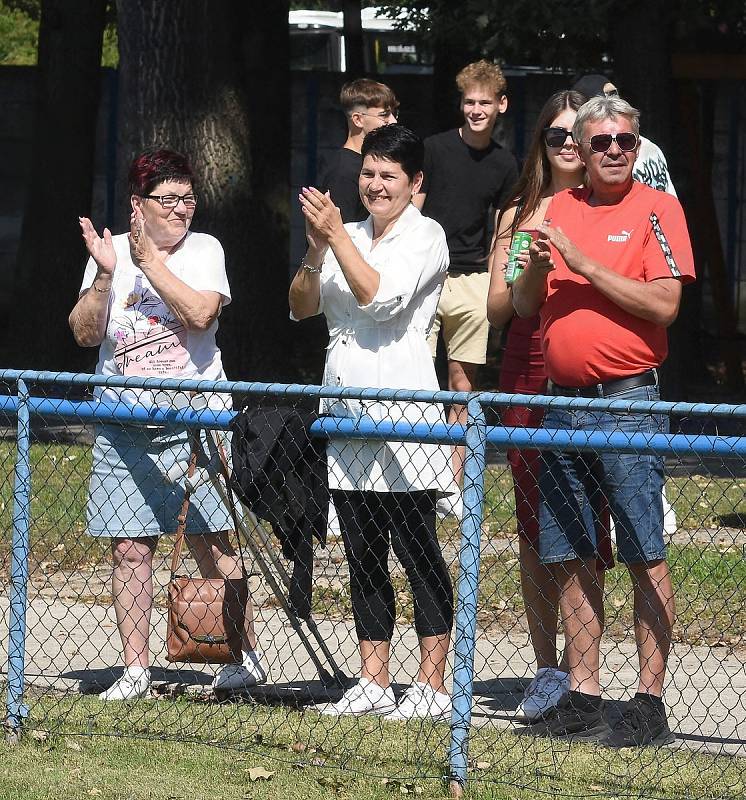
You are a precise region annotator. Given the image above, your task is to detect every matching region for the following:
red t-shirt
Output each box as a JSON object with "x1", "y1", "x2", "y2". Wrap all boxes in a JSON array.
[{"x1": 541, "y1": 182, "x2": 696, "y2": 386}]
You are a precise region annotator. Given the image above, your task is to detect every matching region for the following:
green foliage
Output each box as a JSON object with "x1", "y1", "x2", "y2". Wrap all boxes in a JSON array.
[
  {"x1": 377, "y1": 0, "x2": 746, "y2": 68},
  {"x1": 0, "y1": 0, "x2": 38, "y2": 64},
  {"x1": 0, "y1": 0, "x2": 118, "y2": 67}
]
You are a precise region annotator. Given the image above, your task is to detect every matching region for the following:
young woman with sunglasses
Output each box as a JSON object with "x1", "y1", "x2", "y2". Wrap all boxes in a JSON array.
[{"x1": 487, "y1": 90, "x2": 614, "y2": 723}]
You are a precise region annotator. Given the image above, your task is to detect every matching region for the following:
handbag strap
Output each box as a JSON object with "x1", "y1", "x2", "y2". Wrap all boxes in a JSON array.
[
  {"x1": 170, "y1": 429, "x2": 199, "y2": 577},
  {"x1": 210, "y1": 431, "x2": 249, "y2": 577},
  {"x1": 169, "y1": 428, "x2": 250, "y2": 579}
]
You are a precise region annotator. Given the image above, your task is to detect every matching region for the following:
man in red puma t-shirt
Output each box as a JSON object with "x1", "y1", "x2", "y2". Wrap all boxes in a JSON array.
[{"x1": 513, "y1": 95, "x2": 695, "y2": 748}]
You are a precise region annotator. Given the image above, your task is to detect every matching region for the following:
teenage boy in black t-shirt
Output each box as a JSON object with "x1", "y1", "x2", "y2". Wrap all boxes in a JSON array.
[
  {"x1": 319, "y1": 79, "x2": 399, "y2": 222},
  {"x1": 414, "y1": 60, "x2": 518, "y2": 496}
]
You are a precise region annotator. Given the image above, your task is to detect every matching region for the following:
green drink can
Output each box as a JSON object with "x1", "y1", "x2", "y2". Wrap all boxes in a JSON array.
[{"x1": 505, "y1": 229, "x2": 536, "y2": 284}]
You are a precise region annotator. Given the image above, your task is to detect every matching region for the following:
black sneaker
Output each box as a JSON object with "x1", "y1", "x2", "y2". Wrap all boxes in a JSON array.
[
  {"x1": 516, "y1": 692, "x2": 610, "y2": 742},
  {"x1": 603, "y1": 697, "x2": 675, "y2": 748}
]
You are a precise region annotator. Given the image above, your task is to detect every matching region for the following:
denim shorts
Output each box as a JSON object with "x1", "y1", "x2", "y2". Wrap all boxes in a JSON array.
[
  {"x1": 538, "y1": 384, "x2": 668, "y2": 565},
  {"x1": 86, "y1": 423, "x2": 233, "y2": 538}
]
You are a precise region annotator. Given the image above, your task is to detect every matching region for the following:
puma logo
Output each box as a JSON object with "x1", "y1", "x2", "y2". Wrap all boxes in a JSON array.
[{"x1": 607, "y1": 229, "x2": 633, "y2": 243}]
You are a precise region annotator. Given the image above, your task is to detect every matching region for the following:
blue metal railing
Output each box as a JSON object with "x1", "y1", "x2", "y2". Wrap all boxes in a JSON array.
[{"x1": 1, "y1": 370, "x2": 745, "y2": 786}]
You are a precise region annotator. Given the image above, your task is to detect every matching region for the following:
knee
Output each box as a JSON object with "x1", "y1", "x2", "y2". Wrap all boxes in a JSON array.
[
  {"x1": 192, "y1": 532, "x2": 236, "y2": 573},
  {"x1": 112, "y1": 539, "x2": 154, "y2": 572}
]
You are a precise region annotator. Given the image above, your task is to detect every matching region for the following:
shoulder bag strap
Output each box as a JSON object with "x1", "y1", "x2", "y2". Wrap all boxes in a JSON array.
[
  {"x1": 169, "y1": 429, "x2": 200, "y2": 578},
  {"x1": 211, "y1": 431, "x2": 249, "y2": 577}
]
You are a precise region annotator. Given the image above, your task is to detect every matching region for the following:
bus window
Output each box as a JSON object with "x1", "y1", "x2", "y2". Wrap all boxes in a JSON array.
[
  {"x1": 365, "y1": 32, "x2": 433, "y2": 74},
  {"x1": 289, "y1": 8, "x2": 432, "y2": 74},
  {"x1": 291, "y1": 29, "x2": 342, "y2": 72}
]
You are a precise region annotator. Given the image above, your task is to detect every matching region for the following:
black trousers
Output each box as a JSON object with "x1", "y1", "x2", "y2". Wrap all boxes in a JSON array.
[{"x1": 331, "y1": 490, "x2": 454, "y2": 642}]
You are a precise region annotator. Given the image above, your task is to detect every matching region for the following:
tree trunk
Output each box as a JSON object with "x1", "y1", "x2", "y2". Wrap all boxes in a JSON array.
[
  {"x1": 3, "y1": 0, "x2": 107, "y2": 370},
  {"x1": 117, "y1": 0, "x2": 292, "y2": 382}
]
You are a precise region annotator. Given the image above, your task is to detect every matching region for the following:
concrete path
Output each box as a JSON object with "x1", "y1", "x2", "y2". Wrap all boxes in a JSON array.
[{"x1": 1, "y1": 592, "x2": 745, "y2": 758}]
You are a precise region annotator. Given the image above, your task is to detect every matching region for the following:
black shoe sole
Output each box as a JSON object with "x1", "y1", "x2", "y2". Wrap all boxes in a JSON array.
[
  {"x1": 514, "y1": 719, "x2": 611, "y2": 743},
  {"x1": 603, "y1": 727, "x2": 676, "y2": 749}
]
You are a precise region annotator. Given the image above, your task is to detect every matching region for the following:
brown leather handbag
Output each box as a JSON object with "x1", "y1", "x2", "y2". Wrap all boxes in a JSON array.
[{"x1": 166, "y1": 431, "x2": 248, "y2": 664}]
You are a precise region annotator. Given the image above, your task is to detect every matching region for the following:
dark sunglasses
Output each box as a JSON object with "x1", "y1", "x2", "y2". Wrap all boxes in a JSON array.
[
  {"x1": 580, "y1": 132, "x2": 639, "y2": 153},
  {"x1": 543, "y1": 127, "x2": 574, "y2": 148}
]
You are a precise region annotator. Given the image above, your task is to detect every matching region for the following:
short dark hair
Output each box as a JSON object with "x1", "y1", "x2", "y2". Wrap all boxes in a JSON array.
[
  {"x1": 128, "y1": 148, "x2": 194, "y2": 196},
  {"x1": 340, "y1": 78, "x2": 399, "y2": 115},
  {"x1": 360, "y1": 124, "x2": 423, "y2": 180}
]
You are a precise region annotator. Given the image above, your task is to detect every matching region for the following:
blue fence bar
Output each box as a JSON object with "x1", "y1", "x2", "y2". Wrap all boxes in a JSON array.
[
  {"x1": 449, "y1": 397, "x2": 488, "y2": 788},
  {"x1": 5, "y1": 379, "x2": 31, "y2": 734},
  {"x1": 0, "y1": 394, "x2": 743, "y2": 458}
]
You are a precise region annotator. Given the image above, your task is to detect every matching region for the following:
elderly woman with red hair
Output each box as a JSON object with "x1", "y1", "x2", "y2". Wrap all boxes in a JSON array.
[{"x1": 69, "y1": 148, "x2": 264, "y2": 700}]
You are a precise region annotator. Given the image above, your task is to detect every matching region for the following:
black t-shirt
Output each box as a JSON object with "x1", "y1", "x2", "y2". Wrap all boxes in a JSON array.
[
  {"x1": 318, "y1": 147, "x2": 367, "y2": 223},
  {"x1": 420, "y1": 129, "x2": 518, "y2": 273}
]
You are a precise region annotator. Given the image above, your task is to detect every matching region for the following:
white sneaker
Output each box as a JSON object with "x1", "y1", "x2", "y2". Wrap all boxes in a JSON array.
[
  {"x1": 212, "y1": 650, "x2": 267, "y2": 691},
  {"x1": 515, "y1": 667, "x2": 569, "y2": 722},
  {"x1": 436, "y1": 490, "x2": 463, "y2": 520},
  {"x1": 316, "y1": 677, "x2": 396, "y2": 717},
  {"x1": 99, "y1": 667, "x2": 151, "y2": 701},
  {"x1": 385, "y1": 682, "x2": 452, "y2": 721},
  {"x1": 662, "y1": 486, "x2": 677, "y2": 536}
]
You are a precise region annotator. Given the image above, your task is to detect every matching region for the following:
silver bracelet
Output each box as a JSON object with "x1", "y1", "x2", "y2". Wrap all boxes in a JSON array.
[{"x1": 301, "y1": 257, "x2": 322, "y2": 274}]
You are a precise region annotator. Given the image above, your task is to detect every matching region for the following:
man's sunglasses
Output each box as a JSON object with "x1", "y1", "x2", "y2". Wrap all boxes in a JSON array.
[
  {"x1": 579, "y1": 132, "x2": 639, "y2": 153},
  {"x1": 543, "y1": 127, "x2": 574, "y2": 148}
]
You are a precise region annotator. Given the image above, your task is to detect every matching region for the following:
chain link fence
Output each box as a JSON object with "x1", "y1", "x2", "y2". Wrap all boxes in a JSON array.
[{"x1": 0, "y1": 371, "x2": 744, "y2": 798}]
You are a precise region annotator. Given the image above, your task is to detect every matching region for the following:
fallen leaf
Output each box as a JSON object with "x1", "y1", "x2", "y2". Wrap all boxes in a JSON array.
[
  {"x1": 311, "y1": 757, "x2": 327, "y2": 767},
  {"x1": 87, "y1": 791, "x2": 101, "y2": 797},
  {"x1": 290, "y1": 741, "x2": 307, "y2": 752},
  {"x1": 475, "y1": 761, "x2": 492, "y2": 770},
  {"x1": 246, "y1": 767, "x2": 274, "y2": 782},
  {"x1": 66, "y1": 740, "x2": 83, "y2": 752},
  {"x1": 292, "y1": 761, "x2": 306, "y2": 770},
  {"x1": 29, "y1": 730, "x2": 49, "y2": 742},
  {"x1": 589, "y1": 785, "x2": 606, "y2": 792}
]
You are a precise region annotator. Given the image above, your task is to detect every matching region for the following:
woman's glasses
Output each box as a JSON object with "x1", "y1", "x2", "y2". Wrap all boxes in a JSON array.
[
  {"x1": 580, "y1": 132, "x2": 639, "y2": 153},
  {"x1": 543, "y1": 127, "x2": 574, "y2": 148},
  {"x1": 141, "y1": 193, "x2": 198, "y2": 208}
]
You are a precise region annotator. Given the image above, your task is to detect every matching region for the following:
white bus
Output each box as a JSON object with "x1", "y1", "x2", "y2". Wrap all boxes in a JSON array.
[{"x1": 289, "y1": 7, "x2": 432, "y2": 74}]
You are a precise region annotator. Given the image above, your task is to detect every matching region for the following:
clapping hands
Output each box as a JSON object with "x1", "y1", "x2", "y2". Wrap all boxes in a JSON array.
[
  {"x1": 299, "y1": 187, "x2": 341, "y2": 254},
  {"x1": 128, "y1": 207, "x2": 154, "y2": 266},
  {"x1": 79, "y1": 217, "x2": 116, "y2": 275}
]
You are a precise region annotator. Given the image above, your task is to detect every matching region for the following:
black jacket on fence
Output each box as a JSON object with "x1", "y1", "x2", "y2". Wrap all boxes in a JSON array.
[{"x1": 229, "y1": 405, "x2": 328, "y2": 620}]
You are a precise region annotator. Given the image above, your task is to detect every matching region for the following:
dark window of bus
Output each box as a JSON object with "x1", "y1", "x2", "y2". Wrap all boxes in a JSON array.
[
  {"x1": 291, "y1": 30, "x2": 341, "y2": 71},
  {"x1": 364, "y1": 32, "x2": 433, "y2": 74}
]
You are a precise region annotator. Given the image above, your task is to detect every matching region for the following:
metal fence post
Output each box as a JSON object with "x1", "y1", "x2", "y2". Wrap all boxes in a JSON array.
[
  {"x1": 5, "y1": 378, "x2": 31, "y2": 741},
  {"x1": 448, "y1": 396, "x2": 487, "y2": 794}
]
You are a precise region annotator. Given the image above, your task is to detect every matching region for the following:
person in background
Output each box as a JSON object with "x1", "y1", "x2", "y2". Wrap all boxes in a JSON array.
[
  {"x1": 69, "y1": 148, "x2": 265, "y2": 700},
  {"x1": 319, "y1": 78, "x2": 399, "y2": 223},
  {"x1": 414, "y1": 60, "x2": 518, "y2": 506},
  {"x1": 512, "y1": 96, "x2": 695, "y2": 747},
  {"x1": 290, "y1": 124, "x2": 454, "y2": 721},
  {"x1": 572, "y1": 74, "x2": 676, "y2": 196}
]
